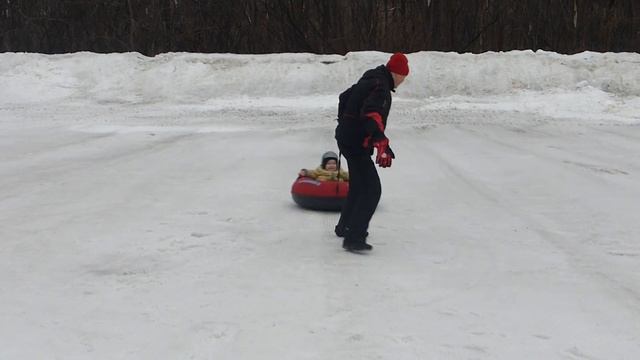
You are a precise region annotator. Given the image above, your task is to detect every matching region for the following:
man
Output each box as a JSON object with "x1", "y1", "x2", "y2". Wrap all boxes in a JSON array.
[{"x1": 334, "y1": 52, "x2": 409, "y2": 251}]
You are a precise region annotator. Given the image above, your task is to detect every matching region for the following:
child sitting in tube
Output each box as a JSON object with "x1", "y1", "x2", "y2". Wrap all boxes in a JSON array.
[{"x1": 298, "y1": 151, "x2": 349, "y2": 182}]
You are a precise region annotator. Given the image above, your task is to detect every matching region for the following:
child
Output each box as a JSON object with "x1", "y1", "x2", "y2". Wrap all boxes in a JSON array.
[{"x1": 298, "y1": 151, "x2": 349, "y2": 182}]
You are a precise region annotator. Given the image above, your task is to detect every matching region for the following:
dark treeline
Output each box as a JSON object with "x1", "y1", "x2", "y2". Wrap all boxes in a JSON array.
[{"x1": 1, "y1": 0, "x2": 638, "y2": 55}]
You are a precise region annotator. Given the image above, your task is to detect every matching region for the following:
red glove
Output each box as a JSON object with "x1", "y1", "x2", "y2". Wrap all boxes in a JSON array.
[
  {"x1": 373, "y1": 138, "x2": 395, "y2": 168},
  {"x1": 360, "y1": 112, "x2": 395, "y2": 168}
]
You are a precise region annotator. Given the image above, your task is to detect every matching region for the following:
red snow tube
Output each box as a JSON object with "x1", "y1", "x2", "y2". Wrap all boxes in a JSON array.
[{"x1": 291, "y1": 177, "x2": 349, "y2": 211}]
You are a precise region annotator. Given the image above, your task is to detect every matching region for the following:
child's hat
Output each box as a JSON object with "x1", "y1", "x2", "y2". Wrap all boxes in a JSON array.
[{"x1": 321, "y1": 151, "x2": 338, "y2": 167}]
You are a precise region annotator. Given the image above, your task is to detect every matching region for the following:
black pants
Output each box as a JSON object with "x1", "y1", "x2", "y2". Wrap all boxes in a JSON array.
[{"x1": 336, "y1": 151, "x2": 381, "y2": 240}]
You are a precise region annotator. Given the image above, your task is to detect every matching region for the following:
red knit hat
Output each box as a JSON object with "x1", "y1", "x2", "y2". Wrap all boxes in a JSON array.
[{"x1": 386, "y1": 52, "x2": 409, "y2": 76}]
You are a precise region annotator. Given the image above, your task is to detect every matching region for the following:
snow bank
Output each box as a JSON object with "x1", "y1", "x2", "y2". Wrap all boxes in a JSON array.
[{"x1": 1, "y1": 50, "x2": 639, "y2": 104}]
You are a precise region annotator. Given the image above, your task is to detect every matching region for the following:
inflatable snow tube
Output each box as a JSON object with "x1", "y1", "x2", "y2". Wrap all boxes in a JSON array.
[{"x1": 291, "y1": 177, "x2": 349, "y2": 211}]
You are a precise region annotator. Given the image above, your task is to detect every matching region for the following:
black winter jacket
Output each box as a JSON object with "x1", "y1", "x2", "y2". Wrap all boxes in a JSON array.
[{"x1": 335, "y1": 65, "x2": 394, "y2": 156}]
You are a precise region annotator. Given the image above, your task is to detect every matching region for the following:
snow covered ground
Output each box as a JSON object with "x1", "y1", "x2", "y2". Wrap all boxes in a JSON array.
[{"x1": 1, "y1": 51, "x2": 639, "y2": 359}]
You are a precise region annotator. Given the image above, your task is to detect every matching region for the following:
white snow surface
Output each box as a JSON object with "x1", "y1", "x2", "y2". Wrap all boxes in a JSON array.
[{"x1": 1, "y1": 50, "x2": 640, "y2": 359}]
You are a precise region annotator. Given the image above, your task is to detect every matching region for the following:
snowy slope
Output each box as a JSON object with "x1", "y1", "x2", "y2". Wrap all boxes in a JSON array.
[{"x1": 1, "y1": 51, "x2": 639, "y2": 359}]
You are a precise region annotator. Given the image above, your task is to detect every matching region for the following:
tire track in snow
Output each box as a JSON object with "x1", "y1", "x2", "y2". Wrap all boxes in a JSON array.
[
  {"x1": 456, "y1": 124, "x2": 640, "y2": 183},
  {"x1": 397, "y1": 127, "x2": 504, "y2": 295},
  {"x1": 1, "y1": 131, "x2": 117, "y2": 164},
  {"x1": 0, "y1": 132, "x2": 197, "y2": 202},
  {"x1": 430, "y1": 125, "x2": 640, "y2": 316}
]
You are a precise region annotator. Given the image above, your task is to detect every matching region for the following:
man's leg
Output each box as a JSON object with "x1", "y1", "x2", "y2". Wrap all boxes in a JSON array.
[
  {"x1": 336, "y1": 152, "x2": 362, "y2": 236},
  {"x1": 343, "y1": 155, "x2": 381, "y2": 250},
  {"x1": 346, "y1": 155, "x2": 381, "y2": 240}
]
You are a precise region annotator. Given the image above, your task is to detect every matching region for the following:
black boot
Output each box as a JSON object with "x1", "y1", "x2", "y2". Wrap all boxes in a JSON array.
[
  {"x1": 342, "y1": 237, "x2": 373, "y2": 251},
  {"x1": 335, "y1": 225, "x2": 368, "y2": 238}
]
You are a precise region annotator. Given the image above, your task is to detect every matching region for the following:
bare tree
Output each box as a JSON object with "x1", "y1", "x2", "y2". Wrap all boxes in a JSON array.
[{"x1": 1, "y1": 0, "x2": 638, "y2": 55}]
